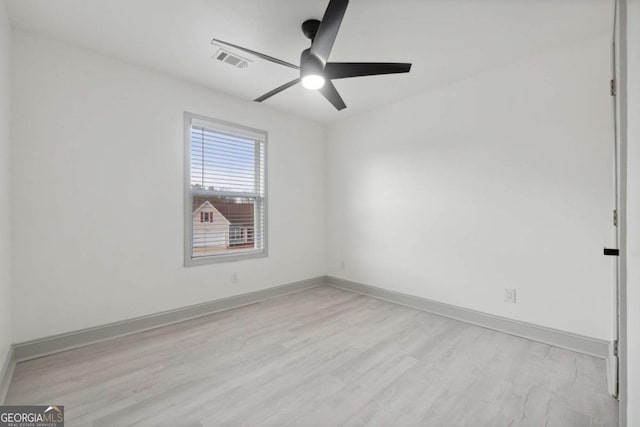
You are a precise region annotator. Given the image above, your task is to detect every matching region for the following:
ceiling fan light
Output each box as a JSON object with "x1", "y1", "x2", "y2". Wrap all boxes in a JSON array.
[{"x1": 301, "y1": 74, "x2": 325, "y2": 90}]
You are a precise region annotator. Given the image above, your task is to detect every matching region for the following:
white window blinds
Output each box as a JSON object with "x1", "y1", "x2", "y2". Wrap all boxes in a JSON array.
[{"x1": 185, "y1": 113, "x2": 266, "y2": 265}]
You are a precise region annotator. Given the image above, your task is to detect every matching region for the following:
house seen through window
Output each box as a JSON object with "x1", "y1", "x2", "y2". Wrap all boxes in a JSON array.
[{"x1": 185, "y1": 113, "x2": 266, "y2": 265}]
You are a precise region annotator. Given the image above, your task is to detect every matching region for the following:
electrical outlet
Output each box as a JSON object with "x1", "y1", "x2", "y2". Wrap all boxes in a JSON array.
[
  {"x1": 504, "y1": 288, "x2": 516, "y2": 303},
  {"x1": 231, "y1": 272, "x2": 238, "y2": 284}
]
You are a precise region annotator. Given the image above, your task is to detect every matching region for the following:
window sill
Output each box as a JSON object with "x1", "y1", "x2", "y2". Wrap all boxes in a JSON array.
[{"x1": 184, "y1": 249, "x2": 267, "y2": 267}]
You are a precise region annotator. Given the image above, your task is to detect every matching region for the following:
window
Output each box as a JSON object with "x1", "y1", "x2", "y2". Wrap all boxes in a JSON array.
[
  {"x1": 185, "y1": 112, "x2": 266, "y2": 265},
  {"x1": 229, "y1": 226, "x2": 248, "y2": 245}
]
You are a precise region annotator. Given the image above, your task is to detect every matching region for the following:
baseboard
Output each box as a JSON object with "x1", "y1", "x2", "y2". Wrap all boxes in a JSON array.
[
  {"x1": 326, "y1": 276, "x2": 609, "y2": 359},
  {"x1": 0, "y1": 346, "x2": 16, "y2": 404},
  {"x1": 13, "y1": 276, "x2": 326, "y2": 362},
  {"x1": 11, "y1": 275, "x2": 609, "y2": 364}
]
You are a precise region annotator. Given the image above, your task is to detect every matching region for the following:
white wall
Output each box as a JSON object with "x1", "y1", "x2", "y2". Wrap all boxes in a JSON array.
[
  {"x1": 326, "y1": 34, "x2": 614, "y2": 340},
  {"x1": 625, "y1": 0, "x2": 640, "y2": 424},
  {"x1": 6, "y1": 12, "x2": 618, "y2": 351},
  {"x1": 10, "y1": 31, "x2": 325, "y2": 343},
  {"x1": 0, "y1": 0, "x2": 12, "y2": 372}
]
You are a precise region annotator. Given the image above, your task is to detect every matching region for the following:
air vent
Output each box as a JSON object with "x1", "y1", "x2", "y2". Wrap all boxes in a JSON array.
[{"x1": 213, "y1": 48, "x2": 251, "y2": 69}]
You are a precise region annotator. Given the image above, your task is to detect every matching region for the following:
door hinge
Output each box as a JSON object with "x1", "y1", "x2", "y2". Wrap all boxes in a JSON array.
[
  {"x1": 613, "y1": 209, "x2": 618, "y2": 226},
  {"x1": 611, "y1": 79, "x2": 616, "y2": 96},
  {"x1": 613, "y1": 340, "x2": 618, "y2": 357}
]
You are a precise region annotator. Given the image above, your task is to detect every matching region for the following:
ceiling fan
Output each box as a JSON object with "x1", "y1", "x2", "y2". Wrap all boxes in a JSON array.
[{"x1": 212, "y1": 0, "x2": 412, "y2": 111}]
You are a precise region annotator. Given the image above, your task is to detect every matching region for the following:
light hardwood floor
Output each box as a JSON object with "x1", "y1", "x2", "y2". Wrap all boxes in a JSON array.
[{"x1": 6, "y1": 286, "x2": 618, "y2": 426}]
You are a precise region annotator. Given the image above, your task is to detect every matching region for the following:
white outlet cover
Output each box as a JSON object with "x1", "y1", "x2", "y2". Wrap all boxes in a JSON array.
[{"x1": 504, "y1": 288, "x2": 516, "y2": 303}]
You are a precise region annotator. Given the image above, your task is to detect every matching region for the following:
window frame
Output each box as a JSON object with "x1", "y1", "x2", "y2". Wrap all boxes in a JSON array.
[{"x1": 184, "y1": 112, "x2": 268, "y2": 266}]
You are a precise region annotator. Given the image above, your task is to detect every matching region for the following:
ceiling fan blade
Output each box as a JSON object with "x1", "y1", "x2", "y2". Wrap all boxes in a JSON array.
[
  {"x1": 212, "y1": 39, "x2": 299, "y2": 70},
  {"x1": 310, "y1": 0, "x2": 349, "y2": 64},
  {"x1": 324, "y1": 62, "x2": 412, "y2": 79},
  {"x1": 254, "y1": 78, "x2": 301, "y2": 102},
  {"x1": 319, "y1": 80, "x2": 346, "y2": 111}
]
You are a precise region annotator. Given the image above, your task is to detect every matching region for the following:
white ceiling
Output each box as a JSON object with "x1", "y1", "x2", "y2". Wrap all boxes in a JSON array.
[{"x1": 6, "y1": 0, "x2": 612, "y2": 123}]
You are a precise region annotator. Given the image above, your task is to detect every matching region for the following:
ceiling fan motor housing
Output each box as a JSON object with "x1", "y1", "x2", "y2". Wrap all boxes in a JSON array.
[{"x1": 300, "y1": 48, "x2": 325, "y2": 77}]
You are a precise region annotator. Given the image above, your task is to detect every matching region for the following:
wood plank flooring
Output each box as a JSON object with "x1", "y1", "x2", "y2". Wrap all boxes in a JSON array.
[{"x1": 6, "y1": 286, "x2": 618, "y2": 426}]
